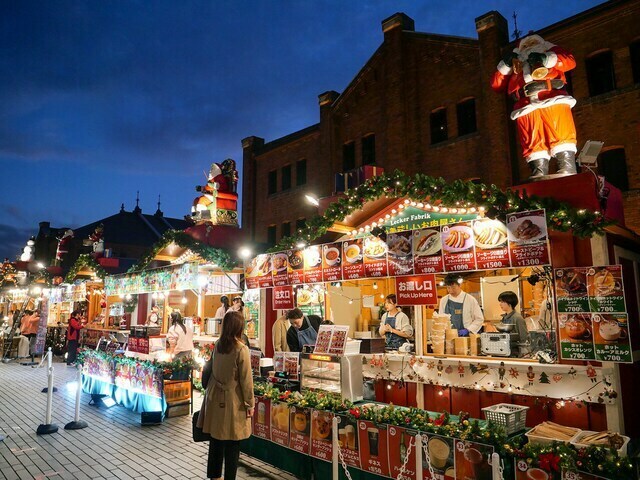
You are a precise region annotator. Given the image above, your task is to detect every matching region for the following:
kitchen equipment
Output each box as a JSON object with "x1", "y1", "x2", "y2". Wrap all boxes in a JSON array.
[
  {"x1": 495, "y1": 323, "x2": 515, "y2": 333},
  {"x1": 300, "y1": 353, "x2": 363, "y2": 402},
  {"x1": 480, "y1": 332, "x2": 512, "y2": 356}
]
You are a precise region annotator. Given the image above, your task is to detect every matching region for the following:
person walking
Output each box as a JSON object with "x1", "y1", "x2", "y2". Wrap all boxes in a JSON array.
[
  {"x1": 198, "y1": 311, "x2": 254, "y2": 480},
  {"x1": 66, "y1": 310, "x2": 84, "y2": 365},
  {"x1": 166, "y1": 311, "x2": 194, "y2": 359}
]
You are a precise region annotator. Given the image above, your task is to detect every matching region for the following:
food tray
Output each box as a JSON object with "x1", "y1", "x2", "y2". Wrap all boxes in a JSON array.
[
  {"x1": 571, "y1": 430, "x2": 630, "y2": 456},
  {"x1": 482, "y1": 403, "x2": 529, "y2": 435},
  {"x1": 525, "y1": 424, "x2": 581, "y2": 445}
]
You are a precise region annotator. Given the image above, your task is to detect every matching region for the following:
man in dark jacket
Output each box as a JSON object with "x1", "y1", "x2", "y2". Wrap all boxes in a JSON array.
[{"x1": 285, "y1": 308, "x2": 321, "y2": 352}]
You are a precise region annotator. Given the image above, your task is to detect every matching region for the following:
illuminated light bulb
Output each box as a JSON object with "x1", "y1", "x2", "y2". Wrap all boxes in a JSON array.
[
  {"x1": 438, "y1": 390, "x2": 443, "y2": 396},
  {"x1": 181, "y1": 296, "x2": 188, "y2": 304},
  {"x1": 371, "y1": 222, "x2": 377, "y2": 228},
  {"x1": 508, "y1": 386, "x2": 513, "y2": 393},
  {"x1": 432, "y1": 206, "x2": 440, "y2": 212},
  {"x1": 351, "y1": 230, "x2": 358, "y2": 236},
  {"x1": 385, "y1": 214, "x2": 390, "y2": 219},
  {"x1": 417, "y1": 203, "x2": 424, "y2": 208},
  {"x1": 404, "y1": 199, "x2": 410, "y2": 204},
  {"x1": 348, "y1": 299, "x2": 353, "y2": 305},
  {"x1": 398, "y1": 204, "x2": 404, "y2": 209},
  {"x1": 335, "y1": 282, "x2": 341, "y2": 288},
  {"x1": 364, "y1": 225, "x2": 371, "y2": 230},
  {"x1": 459, "y1": 209, "x2": 466, "y2": 214},
  {"x1": 410, "y1": 201, "x2": 417, "y2": 206},
  {"x1": 425, "y1": 204, "x2": 431, "y2": 210},
  {"x1": 380, "y1": 294, "x2": 384, "y2": 299},
  {"x1": 475, "y1": 384, "x2": 481, "y2": 390},
  {"x1": 386, "y1": 384, "x2": 392, "y2": 390},
  {"x1": 469, "y1": 207, "x2": 476, "y2": 213},
  {"x1": 373, "y1": 282, "x2": 378, "y2": 290},
  {"x1": 441, "y1": 207, "x2": 448, "y2": 213},
  {"x1": 119, "y1": 294, "x2": 125, "y2": 300},
  {"x1": 391, "y1": 209, "x2": 397, "y2": 214},
  {"x1": 559, "y1": 400, "x2": 566, "y2": 408},
  {"x1": 359, "y1": 228, "x2": 365, "y2": 232},
  {"x1": 396, "y1": 181, "x2": 401, "y2": 185},
  {"x1": 450, "y1": 208, "x2": 457, "y2": 214},
  {"x1": 125, "y1": 294, "x2": 132, "y2": 301},
  {"x1": 479, "y1": 206, "x2": 486, "y2": 211},
  {"x1": 378, "y1": 218, "x2": 384, "y2": 223}
]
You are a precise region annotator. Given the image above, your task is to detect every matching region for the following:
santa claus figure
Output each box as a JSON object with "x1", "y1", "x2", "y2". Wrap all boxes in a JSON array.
[
  {"x1": 87, "y1": 224, "x2": 105, "y2": 258},
  {"x1": 55, "y1": 229, "x2": 74, "y2": 265},
  {"x1": 492, "y1": 34, "x2": 578, "y2": 179}
]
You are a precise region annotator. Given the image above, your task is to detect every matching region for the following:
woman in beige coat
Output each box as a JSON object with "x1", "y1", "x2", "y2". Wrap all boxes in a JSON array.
[{"x1": 198, "y1": 311, "x2": 254, "y2": 480}]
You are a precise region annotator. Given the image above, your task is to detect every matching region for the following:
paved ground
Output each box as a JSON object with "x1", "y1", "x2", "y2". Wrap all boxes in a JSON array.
[{"x1": 0, "y1": 358, "x2": 298, "y2": 480}]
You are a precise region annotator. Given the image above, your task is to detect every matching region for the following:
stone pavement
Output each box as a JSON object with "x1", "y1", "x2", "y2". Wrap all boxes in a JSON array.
[{"x1": 0, "y1": 358, "x2": 299, "y2": 480}]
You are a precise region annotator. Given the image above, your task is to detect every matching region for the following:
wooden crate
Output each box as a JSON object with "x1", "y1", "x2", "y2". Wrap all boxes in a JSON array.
[
  {"x1": 164, "y1": 380, "x2": 191, "y2": 404},
  {"x1": 166, "y1": 401, "x2": 191, "y2": 418}
]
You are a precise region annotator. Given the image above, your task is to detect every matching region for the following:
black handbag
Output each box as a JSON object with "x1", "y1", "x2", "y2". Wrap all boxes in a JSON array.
[{"x1": 192, "y1": 410, "x2": 210, "y2": 442}]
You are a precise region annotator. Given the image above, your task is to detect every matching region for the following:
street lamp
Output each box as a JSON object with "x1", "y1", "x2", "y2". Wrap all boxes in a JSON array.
[
  {"x1": 305, "y1": 194, "x2": 320, "y2": 207},
  {"x1": 238, "y1": 247, "x2": 252, "y2": 260}
]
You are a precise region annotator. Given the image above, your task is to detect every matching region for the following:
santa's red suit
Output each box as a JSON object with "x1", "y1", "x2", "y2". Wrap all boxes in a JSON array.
[{"x1": 491, "y1": 35, "x2": 578, "y2": 177}]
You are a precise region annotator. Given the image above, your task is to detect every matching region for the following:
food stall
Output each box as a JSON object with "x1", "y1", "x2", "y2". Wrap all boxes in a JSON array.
[{"x1": 241, "y1": 172, "x2": 638, "y2": 479}]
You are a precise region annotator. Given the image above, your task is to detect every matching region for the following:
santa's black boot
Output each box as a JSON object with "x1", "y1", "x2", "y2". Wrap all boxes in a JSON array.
[
  {"x1": 527, "y1": 158, "x2": 549, "y2": 181},
  {"x1": 555, "y1": 151, "x2": 577, "y2": 175}
]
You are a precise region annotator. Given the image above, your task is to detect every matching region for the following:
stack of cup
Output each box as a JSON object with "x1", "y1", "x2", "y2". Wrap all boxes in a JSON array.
[
  {"x1": 431, "y1": 314, "x2": 450, "y2": 355},
  {"x1": 454, "y1": 337, "x2": 469, "y2": 355},
  {"x1": 445, "y1": 329, "x2": 458, "y2": 354},
  {"x1": 469, "y1": 334, "x2": 481, "y2": 356}
]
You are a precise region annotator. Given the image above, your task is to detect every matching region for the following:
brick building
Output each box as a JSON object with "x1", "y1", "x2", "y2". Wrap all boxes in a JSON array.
[{"x1": 242, "y1": 1, "x2": 640, "y2": 245}]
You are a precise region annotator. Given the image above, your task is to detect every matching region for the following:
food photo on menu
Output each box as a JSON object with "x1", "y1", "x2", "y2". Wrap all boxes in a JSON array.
[
  {"x1": 442, "y1": 224, "x2": 474, "y2": 252},
  {"x1": 557, "y1": 268, "x2": 588, "y2": 297},
  {"x1": 413, "y1": 229, "x2": 441, "y2": 256},
  {"x1": 507, "y1": 211, "x2": 547, "y2": 243},
  {"x1": 363, "y1": 236, "x2": 388, "y2": 260},
  {"x1": 287, "y1": 249, "x2": 304, "y2": 271},
  {"x1": 473, "y1": 219, "x2": 508, "y2": 249}
]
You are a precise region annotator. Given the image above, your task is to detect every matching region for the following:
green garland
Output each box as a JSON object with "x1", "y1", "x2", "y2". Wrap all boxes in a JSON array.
[
  {"x1": 77, "y1": 347, "x2": 197, "y2": 376},
  {"x1": 128, "y1": 229, "x2": 236, "y2": 273},
  {"x1": 268, "y1": 170, "x2": 615, "y2": 252},
  {"x1": 64, "y1": 254, "x2": 108, "y2": 283}
]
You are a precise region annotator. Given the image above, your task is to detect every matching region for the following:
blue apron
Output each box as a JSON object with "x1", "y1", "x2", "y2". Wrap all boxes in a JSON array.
[
  {"x1": 445, "y1": 294, "x2": 466, "y2": 332},
  {"x1": 296, "y1": 316, "x2": 317, "y2": 348},
  {"x1": 384, "y1": 315, "x2": 404, "y2": 350}
]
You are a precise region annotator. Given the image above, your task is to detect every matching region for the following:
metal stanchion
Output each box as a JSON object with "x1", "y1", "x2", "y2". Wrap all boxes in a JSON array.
[
  {"x1": 36, "y1": 348, "x2": 58, "y2": 435},
  {"x1": 64, "y1": 367, "x2": 88, "y2": 430},
  {"x1": 332, "y1": 416, "x2": 339, "y2": 480},
  {"x1": 415, "y1": 433, "x2": 423, "y2": 480},
  {"x1": 40, "y1": 347, "x2": 57, "y2": 393}
]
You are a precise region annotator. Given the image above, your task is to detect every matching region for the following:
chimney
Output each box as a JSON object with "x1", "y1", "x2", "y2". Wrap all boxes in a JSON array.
[{"x1": 381, "y1": 13, "x2": 414, "y2": 36}]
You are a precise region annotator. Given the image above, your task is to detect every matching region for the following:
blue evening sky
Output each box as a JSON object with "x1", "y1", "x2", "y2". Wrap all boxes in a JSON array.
[{"x1": 0, "y1": 0, "x2": 603, "y2": 259}]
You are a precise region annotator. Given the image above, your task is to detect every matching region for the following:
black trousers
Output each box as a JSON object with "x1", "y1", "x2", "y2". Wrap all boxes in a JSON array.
[
  {"x1": 207, "y1": 438, "x2": 240, "y2": 480},
  {"x1": 67, "y1": 339, "x2": 78, "y2": 364}
]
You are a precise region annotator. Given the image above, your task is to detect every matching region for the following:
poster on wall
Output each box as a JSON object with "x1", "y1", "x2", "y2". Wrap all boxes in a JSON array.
[
  {"x1": 507, "y1": 209, "x2": 550, "y2": 267},
  {"x1": 387, "y1": 231, "x2": 414, "y2": 276},
  {"x1": 271, "y1": 252, "x2": 289, "y2": 286},
  {"x1": 413, "y1": 228, "x2": 444, "y2": 274},
  {"x1": 273, "y1": 285, "x2": 295, "y2": 310},
  {"x1": 388, "y1": 425, "x2": 417, "y2": 480},
  {"x1": 342, "y1": 239, "x2": 365, "y2": 280},
  {"x1": 287, "y1": 249, "x2": 305, "y2": 285},
  {"x1": 558, "y1": 313, "x2": 596, "y2": 360},
  {"x1": 33, "y1": 297, "x2": 49, "y2": 356},
  {"x1": 363, "y1": 236, "x2": 389, "y2": 277},
  {"x1": 395, "y1": 274, "x2": 437, "y2": 306},
  {"x1": 304, "y1": 246, "x2": 323, "y2": 284},
  {"x1": 288, "y1": 406, "x2": 311, "y2": 454},
  {"x1": 270, "y1": 401, "x2": 290, "y2": 447},
  {"x1": 358, "y1": 419, "x2": 390, "y2": 477},
  {"x1": 254, "y1": 254, "x2": 274, "y2": 288},
  {"x1": 453, "y1": 440, "x2": 493, "y2": 480},
  {"x1": 296, "y1": 286, "x2": 324, "y2": 317},
  {"x1": 422, "y1": 434, "x2": 454, "y2": 479},
  {"x1": 322, "y1": 242, "x2": 343, "y2": 282},
  {"x1": 555, "y1": 268, "x2": 590, "y2": 313},
  {"x1": 592, "y1": 313, "x2": 631, "y2": 362},
  {"x1": 441, "y1": 222, "x2": 477, "y2": 272},
  {"x1": 310, "y1": 409, "x2": 334, "y2": 461},
  {"x1": 587, "y1": 265, "x2": 626, "y2": 313},
  {"x1": 473, "y1": 219, "x2": 510, "y2": 270},
  {"x1": 253, "y1": 396, "x2": 271, "y2": 440},
  {"x1": 335, "y1": 413, "x2": 361, "y2": 468}
]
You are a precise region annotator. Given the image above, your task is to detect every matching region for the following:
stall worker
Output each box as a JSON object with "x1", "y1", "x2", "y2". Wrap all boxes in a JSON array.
[
  {"x1": 286, "y1": 308, "x2": 321, "y2": 353},
  {"x1": 498, "y1": 291, "x2": 529, "y2": 346},
  {"x1": 166, "y1": 311, "x2": 194, "y2": 359},
  {"x1": 378, "y1": 294, "x2": 413, "y2": 350},
  {"x1": 146, "y1": 305, "x2": 161, "y2": 327},
  {"x1": 66, "y1": 310, "x2": 84, "y2": 365},
  {"x1": 272, "y1": 314, "x2": 289, "y2": 352},
  {"x1": 215, "y1": 296, "x2": 230, "y2": 319},
  {"x1": 438, "y1": 274, "x2": 484, "y2": 337}
]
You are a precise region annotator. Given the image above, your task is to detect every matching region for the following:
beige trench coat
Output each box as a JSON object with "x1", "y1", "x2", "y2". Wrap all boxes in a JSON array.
[
  {"x1": 197, "y1": 343, "x2": 254, "y2": 440},
  {"x1": 271, "y1": 316, "x2": 289, "y2": 352}
]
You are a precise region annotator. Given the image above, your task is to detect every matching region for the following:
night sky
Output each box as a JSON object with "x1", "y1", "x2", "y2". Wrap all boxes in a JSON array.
[{"x1": 1, "y1": 0, "x2": 603, "y2": 260}]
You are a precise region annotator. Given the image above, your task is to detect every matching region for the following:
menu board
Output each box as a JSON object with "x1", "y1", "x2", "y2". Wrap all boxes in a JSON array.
[
  {"x1": 250, "y1": 349, "x2": 261, "y2": 376},
  {"x1": 442, "y1": 222, "x2": 477, "y2": 272},
  {"x1": 358, "y1": 420, "x2": 390, "y2": 477},
  {"x1": 272, "y1": 252, "x2": 289, "y2": 286},
  {"x1": 387, "y1": 231, "x2": 414, "y2": 276},
  {"x1": 253, "y1": 397, "x2": 271, "y2": 440},
  {"x1": 322, "y1": 242, "x2": 343, "y2": 282},
  {"x1": 273, "y1": 352, "x2": 284, "y2": 373},
  {"x1": 289, "y1": 406, "x2": 311, "y2": 454},
  {"x1": 310, "y1": 409, "x2": 334, "y2": 461},
  {"x1": 336, "y1": 413, "x2": 361, "y2": 468},
  {"x1": 472, "y1": 219, "x2": 510, "y2": 270},
  {"x1": 270, "y1": 401, "x2": 290, "y2": 446},
  {"x1": 363, "y1": 236, "x2": 389, "y2": 277},
  {"x1": 327, "y1": 325, "x2": 350, "y2": 355},
  {"x1": 284, "y1": 352, "x2": 300, "y2": 380},
  {"x1": 395, "y1": 274, "x2": 438, "y2": 306},
  {"x1": 556, "y1": 265, "x2": 631, "y2": 363},
  {"x1": 422, "y1": 433, "x2": 454, "y2": 479},
  {"x1": 273, "y1": 285, "x2": 295, "y2": 310},
  {"x1": 342, "y1": 239, "x2": 365, "y2": 280},
  {"x1": 388, "y1": 425, "x2": 418, "y2": 480},
  {"x1": 413, "y1": 228, "x2": 444, "y2": 274},
  {"x1": 507, "y1": 209, "x2": 550, "y2": 267},
  {"x1": 304, "y1": 246, "x2": 323, "y2": 284},
  {"x1": 453, "y1": 440, "x2": 493, "y2": 480},
  {"x1": 314, "y1": 325, "x2": 333, "y2": 354},
  {"x1": 246, "y1": 210, "x2": 551, "y2": 286},
  {"x1": 287, "y1": 249, "x2": 305, "y2": 285},
  {"x1": 517, "y1": 463, "x2": 609, "y2": 480}
]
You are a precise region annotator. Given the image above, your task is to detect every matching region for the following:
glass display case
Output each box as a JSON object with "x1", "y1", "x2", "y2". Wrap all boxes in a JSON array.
[{"x1": 300, "y1": 353, "x2": 363, "y2": 402}]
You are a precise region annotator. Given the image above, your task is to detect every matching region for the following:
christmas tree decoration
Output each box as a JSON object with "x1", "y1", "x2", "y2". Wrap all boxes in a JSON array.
[{"x1": 539, "y1": 372, "x2": 550, "y2": 384}]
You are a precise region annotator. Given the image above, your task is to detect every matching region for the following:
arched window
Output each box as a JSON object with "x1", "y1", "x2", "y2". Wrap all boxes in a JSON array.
[
  {"x1": 456, "y1": 98, "x2": 477, "y2": 136},
  {"x1": 586, "y1": 50, "x2": 616, "y2": 96},
  {"x1": 630, "y1": 40, "x2": 640, "y2": 84},
  {"x1": 598, "y1": 147, "x2": 629, "y2": 191},
  {"x1": 430, "y1": 107, "x2": 448, "y2": 144}
]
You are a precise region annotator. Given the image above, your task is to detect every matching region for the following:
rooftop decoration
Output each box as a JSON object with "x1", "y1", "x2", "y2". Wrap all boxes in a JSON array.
[
  {"x1": 269, "y1": 170, "x2": 614, "y2": 252},
  {"x1": 128, "y1": 229, "x2": 236, "y2": 273},
  {"x1": 64, "y1": 254, "x2": 108, "y2": 283},
  {"x1": 188, "y1": 159, "x2": 239, "y2": 226}
]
